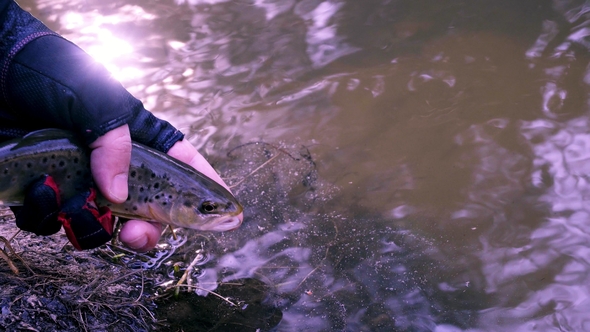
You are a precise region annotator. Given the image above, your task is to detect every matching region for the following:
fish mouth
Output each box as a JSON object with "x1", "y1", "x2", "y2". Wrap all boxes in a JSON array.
[{"x1": 198, "y1": 214, "x2": 243, "y2": 232}]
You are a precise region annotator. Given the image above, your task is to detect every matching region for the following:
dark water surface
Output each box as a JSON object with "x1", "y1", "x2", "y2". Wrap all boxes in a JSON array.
[{"x1": 18, "y1": 0, "x2": 590, "y2": 330}]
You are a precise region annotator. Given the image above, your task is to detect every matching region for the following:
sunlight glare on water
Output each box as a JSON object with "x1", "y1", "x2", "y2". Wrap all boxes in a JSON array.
[{"x1": 48, "y1": 2, "x2": 153, "y2": 82}]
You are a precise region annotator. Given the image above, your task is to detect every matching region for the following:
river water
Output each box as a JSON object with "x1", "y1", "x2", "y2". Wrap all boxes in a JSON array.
[{"x1": 17, "y1": 0, "x2": 590, "y2": 330}]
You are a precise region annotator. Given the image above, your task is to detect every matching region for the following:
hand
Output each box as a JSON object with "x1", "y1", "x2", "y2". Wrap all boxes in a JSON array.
[{"x1": 90, "y1": 125, "x2": 243, "y2": 252}]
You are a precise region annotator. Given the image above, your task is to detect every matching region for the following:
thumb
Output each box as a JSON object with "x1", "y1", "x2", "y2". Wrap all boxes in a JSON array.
[{"x1": 89, "y1": 125, "x2": 131, "y2": 203}]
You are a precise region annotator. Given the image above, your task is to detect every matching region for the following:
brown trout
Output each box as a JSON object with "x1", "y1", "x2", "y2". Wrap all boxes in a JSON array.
[{"x1": 0, "y1": 129, "x2": 243, "y2": 231}]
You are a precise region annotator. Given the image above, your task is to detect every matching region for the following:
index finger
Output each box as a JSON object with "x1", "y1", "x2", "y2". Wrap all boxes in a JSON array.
[{"x1": 166, "y1": 139, "x2": 232, "y2": 192}]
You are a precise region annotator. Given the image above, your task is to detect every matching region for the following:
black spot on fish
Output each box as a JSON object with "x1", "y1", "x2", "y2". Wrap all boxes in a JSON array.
[
  {"x1": 58, "y1": 161, "x2": 65, "y2": 167},
  {"x1": 51, "y1": 164, "x2": 56, "y2": 169},
  {"x1": 155, "y1": 195, "x2": 160, "y2": 200},
  {"x1": 144, "y1": 197, "x2": 148, "y2": 203},
  {"x1": 183, "y1": 200, "x2": 192, "y2": 207},
  {"x1": 151, "y1": 173, "x2": 156, "y2": 179},
  {"x1": 126, "y1": 195, "x2": 131, "y2": 201},
  {"x1": 168, "y1": 195, "x2": 173, "y2": 199},
  {"x1": 132, "y1": 206, "x2": 137, "y2": 211},
  {"x1": 3, "y1": 169, "x2": 7, "y2": 175},
  {"x1": 139, "y1": 187, "x2": 144, "y2": 192},
  {"x1": 149, "y1": 199, "x2": 153, "y2": 203},
  {"x1": 13, "y1": 162, "x2": 18, "y2": 168},
  {"x1": 130, "y1": 170, "x2": 136, "y2": 178},
  {"x1": 66, "y1": 174, "x2": 71, "y2": 179},
  {"x1": 26, "y1": 162, "x2": 32, "y2": 168},
  {"x1": 140, "y1": 163, "x2": 145, "y2": 169},
  {"x1": 76, "y1": 170, "x2": 82, "y2": 176},
  {"x1": 153, "y1": 183, "x2": 159, "y2": 189},
  {"x1": 162, "y1": 202, "x2": 167, "y2": 206},
  {"x1": 73, "y1": 157, "x2": 79, "y2": 164},
  {"x1": 51, "y1": 154, "x2": 56, "y2": 159},
  {"x1": 42, "y1": 157, "x2": 48, "y2": 163}
]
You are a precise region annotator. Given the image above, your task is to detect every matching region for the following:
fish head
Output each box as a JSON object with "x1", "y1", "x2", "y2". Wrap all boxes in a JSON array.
[{"x1": 165, "y1": 190, "x2": 243, "y2": 231}]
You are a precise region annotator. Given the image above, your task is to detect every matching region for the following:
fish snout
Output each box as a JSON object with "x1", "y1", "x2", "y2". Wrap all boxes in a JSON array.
[
  {"x1": 207, "y1": 214, "x2": 243, "y2": 232},
  {"x1": 226, "y1": 200, "x2": 243, "y2": 216}
]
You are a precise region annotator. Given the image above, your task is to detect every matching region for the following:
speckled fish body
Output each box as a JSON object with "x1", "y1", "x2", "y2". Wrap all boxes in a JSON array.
[{"x1": 0, "y1": 129, "x2": 242, "y2": 231}]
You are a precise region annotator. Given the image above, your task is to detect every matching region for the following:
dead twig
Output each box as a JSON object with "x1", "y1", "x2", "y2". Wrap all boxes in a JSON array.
[
  {"x1": 229, "y1": 154, "x2": 279, "y2": 189},
  {"x1": 78, "y1": 309, "x2": 88, "y2": 332},
  {"x1": 135, "y1": 271, "x2": 145, "y2": 303},
  {"x1": 227, "y1": 141, "x2": 301, "y2": 160},
  {"x1": 296, "y1": 217, "x2": 339, "y2": 290},
  {"x1": 83, "y1": 270, "x2": 142, "y2": 301},
  {"x1": 0, "y1": 235, "x2": 34, "y2": 275},
  {"x1": 164, "y1": 225, "x2": 178, "y2": 241},
  {"x1": 161, "y1": 284, "x2": 237, "y2": 307},
  {"x1": 0, "y1": 247, "x2": 18, "y2": 274},
  {"x1": 101, "y1": 244, "x2": 151, "y2": 262},
  {"x1": 175, "y1": 250, "x2": 205, "y2": 294},
  {"x1": 8, "y1": 229, "x2": 21, "y2": 242}
]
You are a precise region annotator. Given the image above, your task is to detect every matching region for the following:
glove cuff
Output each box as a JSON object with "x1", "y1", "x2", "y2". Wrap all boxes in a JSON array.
[{"x1": 128, "y1": 107, "x2": 185, "y2": 153}]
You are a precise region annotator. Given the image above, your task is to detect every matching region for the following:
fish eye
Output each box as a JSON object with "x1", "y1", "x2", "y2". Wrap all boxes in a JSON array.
[{"x1": 199, "y1": 201, "x2": 218, "y2": 214}]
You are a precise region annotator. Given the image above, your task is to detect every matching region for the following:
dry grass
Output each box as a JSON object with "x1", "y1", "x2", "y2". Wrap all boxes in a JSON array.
[{"x1": 0, "y1": 209, "x2": 158, "y2": 332}]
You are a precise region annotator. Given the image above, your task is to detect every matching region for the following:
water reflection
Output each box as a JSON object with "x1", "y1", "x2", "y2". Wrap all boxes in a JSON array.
[
  {"x1": 475, "y1": 1, "x2": 590, "y2": 329},
  {"x1": 476, "y1": 116, "x2": 590, "y2": 330},
  {"x1": 16, "y1": 0, "x2": 590, "y2": 330}
]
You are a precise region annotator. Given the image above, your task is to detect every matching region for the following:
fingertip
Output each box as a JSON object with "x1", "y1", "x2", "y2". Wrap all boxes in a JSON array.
[
  {"x1": 109, "y1": 173, "x2": 129, "y2": 203},
  {"x1": 119, "y1": 220, "x2": 162, "y2": 252}
]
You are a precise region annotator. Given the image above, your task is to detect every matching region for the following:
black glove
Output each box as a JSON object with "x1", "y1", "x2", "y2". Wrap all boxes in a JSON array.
[
  {"x1": 0, "y1": 1, "x2": 185, "y2": 249},
  {"x1": 15, "y1": 175, "x2": 114, "y2": 250}
]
